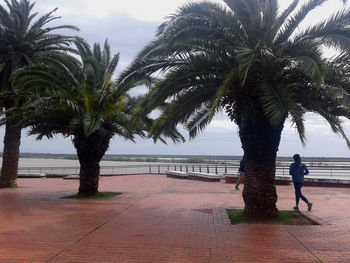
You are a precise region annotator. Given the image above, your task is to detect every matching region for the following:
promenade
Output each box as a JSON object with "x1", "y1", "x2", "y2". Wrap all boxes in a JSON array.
[{"x1": 0, "y1": 175, "x2": 349, "y2": 263}]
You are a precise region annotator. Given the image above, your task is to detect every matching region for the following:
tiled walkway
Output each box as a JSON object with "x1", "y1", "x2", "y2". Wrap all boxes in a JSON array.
[{"x1": 1, "y1": 175, "x2": 350, "y2": 263}]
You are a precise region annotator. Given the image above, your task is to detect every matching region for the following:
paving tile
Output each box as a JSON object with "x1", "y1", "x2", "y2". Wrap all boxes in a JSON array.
[{"x1": 0, "y1": 176, "x2": 349, "y2": 262}]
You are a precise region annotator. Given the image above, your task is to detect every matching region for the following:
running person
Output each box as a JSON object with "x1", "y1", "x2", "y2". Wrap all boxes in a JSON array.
[{"x1": 289, "y1": 154, "x2": 312, "y2": 212}]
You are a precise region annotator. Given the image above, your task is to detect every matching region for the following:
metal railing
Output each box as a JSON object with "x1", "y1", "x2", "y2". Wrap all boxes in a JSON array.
[{"x1": 17, "y1": 163, "x2": 350, "y2": 179}]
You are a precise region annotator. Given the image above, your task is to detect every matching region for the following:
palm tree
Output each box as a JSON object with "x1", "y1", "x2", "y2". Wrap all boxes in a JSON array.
[
  {"x1": 0, "y1": 0, "x2": 78, "y2": 188},
  {"x1": 16, "y1": 39, "x2": 182, "y2": 196},
  {"x1": 120, "y1": 0, "x2": 350, "y2": 218}
]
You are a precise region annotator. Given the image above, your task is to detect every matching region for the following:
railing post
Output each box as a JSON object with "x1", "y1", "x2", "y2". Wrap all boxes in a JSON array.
[
  {"x1": 180, "y1": 165, "x2": 182, "y2": 172},
  {"x1": 215, "y1": 165, "x2": 218, "y2": 174},
  {"x1": 175, "y1": 165, "x2": 177, "y2": 171},
  {"x1": 192, "y1": 165, "x2": 194, "y2": 172},
  {"x1": 158, "y1": 165, "x2": 160, "y2": 174},
  {"x1": 186, "y1": 165, "x2": 188, "y2": 173},
  {"x1": 225, "y1": 165, "x2": 227, "y2": 174},
  {"x1": 199, "y1": 165, "x2": 202, "y2": 173},
  {"x1": 149, "y1": 165, "x2": 152, "y2": 174},
  {"x1": 207, "y1": 165, "x2": 209, "y2": 173},
  {"x1": 283, "y1": 165, "x2": 284, "y2": 176}
]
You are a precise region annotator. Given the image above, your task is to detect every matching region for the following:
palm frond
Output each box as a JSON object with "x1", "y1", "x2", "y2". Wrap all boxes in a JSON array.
[
  {"x1": 289, "y1": 104, "x2": 307, "y2": 146},
  {"x1": 259, "y1": 82, "x2": 291, "y2": 127},
  {"x1": 273, "y1": 0, "x2": 299, "y2": 37},
  {"x1": 295, "y1": 9, "x2": 350, "y2": 53},
  {"x1": 209, "y1": 68, "x2": 237, "y2": 120},
  {"x1": 236, "y1": 46, "x2": 258, "y2": 86},
  {"x1": 275, "y1": 0, "x2": 327, "y2": 44}
]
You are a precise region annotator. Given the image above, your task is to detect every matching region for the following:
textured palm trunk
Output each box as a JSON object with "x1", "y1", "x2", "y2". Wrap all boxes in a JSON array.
[
  {"x1": 0, "y1": 120, "x2": 22, "y2": 188},
  {"x1": 73, "y1": 131, "x2": 111, "y2": 197},
  {"x1": 79, "y1": 162, "x2": 100, "y2": 196},
  {"x1": 239, "y1": 115, "x2": 285, "y2": 219}
]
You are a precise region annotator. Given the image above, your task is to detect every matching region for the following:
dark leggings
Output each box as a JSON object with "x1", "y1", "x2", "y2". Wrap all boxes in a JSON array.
[{"x1": 293, "y1": 182, "x2": 309, "y2": 206}]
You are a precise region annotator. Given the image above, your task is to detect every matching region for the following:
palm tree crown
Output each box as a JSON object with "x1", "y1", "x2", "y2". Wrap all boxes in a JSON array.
[
  {"x1": 0, "y1": 0, "x2": 78, "y2": 188},
  {"x1": 19, "y1": 39, "x2": 142, "y2": 141},
  {"x1": 122, "y1": 0, "x2": 350, "y2": 144},
  {"x1": 0, "y1": 0, "x2": 78, "y2": 92}
]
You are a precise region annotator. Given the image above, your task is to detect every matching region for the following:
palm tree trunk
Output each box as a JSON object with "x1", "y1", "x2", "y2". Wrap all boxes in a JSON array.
[
  {"x1": 79, "y1": 162, "x2": 100, "y2": 196},
  {"x1": 73, "y1": 131, "x2": 112, "y2": 197},
  {"x1": 242, "y1": 153, "x2": 279, "y2": 219},
  {"x1": 239, "y1": 115, "x2": 285, "y2": 219},
  {"x1": 0, "y1": 120, "x2": 21, "y2": 188}
]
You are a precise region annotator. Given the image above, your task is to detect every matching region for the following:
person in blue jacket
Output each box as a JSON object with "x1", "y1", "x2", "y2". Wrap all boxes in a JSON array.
[{"x1": 289, "y1": 154, "x2": 312, "y2": 212}]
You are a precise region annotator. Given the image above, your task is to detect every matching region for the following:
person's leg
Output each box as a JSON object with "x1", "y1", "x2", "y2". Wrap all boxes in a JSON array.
[
  {"x1": 299, "y1": 184, "x2": 313, "y2": 211},
  {"x1": 235, "y1": 172, "x2": 241, "y2": 190},
  {"x1": 299, "y1": 184, "x2": 309, "y2": 204},
  {"x1": 293, "y1": 182, "x2": 301, "y2": 211}
]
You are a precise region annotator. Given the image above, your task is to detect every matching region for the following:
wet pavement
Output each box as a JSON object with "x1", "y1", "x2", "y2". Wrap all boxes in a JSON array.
[{"x1": 0, "y1": 175, "x2": 349, "y2": 262}]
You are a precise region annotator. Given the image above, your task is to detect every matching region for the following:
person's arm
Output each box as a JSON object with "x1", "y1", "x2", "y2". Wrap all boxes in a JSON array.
[
  {"x1": 289, "y1": 163, "x2": 293, "y2": 176},
  {"x1": 304, "y1": 164, "x2": 309, "y2": 175}
]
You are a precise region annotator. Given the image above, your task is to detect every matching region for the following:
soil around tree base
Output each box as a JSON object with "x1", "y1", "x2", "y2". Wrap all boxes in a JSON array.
[{"x1": 226, "y1": 209, "x2": 319, "y2": 225}]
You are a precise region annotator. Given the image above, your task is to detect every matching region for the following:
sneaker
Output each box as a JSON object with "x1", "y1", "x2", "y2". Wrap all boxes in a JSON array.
[
  {"x1": 308, "y1": 203, "x2": 313, "y2": 212},
  {"x1": 235, "y1": 185, "x2": 239, "y2": 190},
  {"x1": 293, "y1": 206, "x2": 299, "y2": 212}
]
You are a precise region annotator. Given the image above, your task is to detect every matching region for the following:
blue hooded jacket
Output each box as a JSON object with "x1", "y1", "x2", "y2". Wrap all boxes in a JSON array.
[{"x1": 289, "y1": 162, "x2": 309, "y2": 183}]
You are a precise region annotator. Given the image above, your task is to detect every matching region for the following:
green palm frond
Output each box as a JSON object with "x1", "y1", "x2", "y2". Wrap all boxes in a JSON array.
[
  {"x1": 223, "y1": 0, "x2": 259, "y2": 33},
  {"x1": 209, "y1": 68, "x2": 238, "y2": 120},
  {"x1": 318, "y1": 110, "x2": 350, "y2": 148},
  {"x1": 289, "y1": 104, "x2": 307, "y2": 146},
  {"x1": 272, "y1": 0, "x2": 299, "y2": 38},
  {"x1": 236, "y1": 45, "x2": 259, "y2": 86},
  {"x1": 82, "y1": 113, "x2": 103, "y2": 136},
  {"x1": 275, "y1": 0, "x2": 327, "y2": 44},
  {"x1": 259, "y1": 82, "x2": 291, "y2": 127},
  {"x1": 295, "y1": 9, "x2": 350, "y2": 53},
  {"x1": 261, "y1": 0, "x2": 279, "y2": 29},
  {"x1": 186, "y1": 107, "x2": 211, "y2": 139},
  {"x1": 149, "y1": 84, "x2": 217, "y2": 142},
  {"x1": 294, "y1": 56, "x2": 327, "y2": 86},
  {"x1": 159, "y1": 2, "x2": 245, "y2": 47}
]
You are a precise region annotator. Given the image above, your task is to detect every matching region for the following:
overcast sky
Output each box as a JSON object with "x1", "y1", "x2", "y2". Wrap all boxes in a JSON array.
[{"x1": 1, "y1": 0, "x2": 350, "y2": 157}]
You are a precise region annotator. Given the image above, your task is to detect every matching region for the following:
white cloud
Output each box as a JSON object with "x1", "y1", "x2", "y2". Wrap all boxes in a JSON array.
[
  {"x1": 36, "y1": 0, "x2": 221, "y2": 21},
  {"x1": 34, "y1": 0, "x2": 348, "y2": 23},
  {"x1": 207, "y1": 119, "x2": 236, "y2": 130}
]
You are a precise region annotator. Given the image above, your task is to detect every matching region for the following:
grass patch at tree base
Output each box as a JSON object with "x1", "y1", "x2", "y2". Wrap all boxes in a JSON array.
[
  {"x1": 226, "y1": 209, "x2": 316, "y2": 225},
  {"x1": 61, "y1": 192, "x2": 121, "y2": 200},
  {"x1": 0, "y1": 186, "x2": 20, "y2": 190}
]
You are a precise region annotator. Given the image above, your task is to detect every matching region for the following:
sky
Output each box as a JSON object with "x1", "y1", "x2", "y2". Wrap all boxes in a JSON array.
[{"x1": 1, "y1": 0, "x2": 350, "y2": 157}]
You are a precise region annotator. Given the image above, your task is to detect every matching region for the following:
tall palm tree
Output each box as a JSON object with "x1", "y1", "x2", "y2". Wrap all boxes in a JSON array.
[
  {"x1": 120, "y1": 0, "x2": 350, "y2": 218},
  {"x1": 0, "y1": 0, "x2": 78, "y2": 188},
  {"x1": 15, "y1": 39, "x2": 182, "y2": 196}
]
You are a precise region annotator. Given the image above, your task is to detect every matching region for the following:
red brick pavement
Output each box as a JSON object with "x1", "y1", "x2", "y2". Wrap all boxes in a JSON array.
[{"x1": 0, "y1": 175, "x2": 350, "y2": 263}]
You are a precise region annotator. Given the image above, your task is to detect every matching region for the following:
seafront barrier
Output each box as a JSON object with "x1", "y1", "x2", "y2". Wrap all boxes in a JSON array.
[{"x1": 17, "y1": 162, "x2": 350, "y2": 180}]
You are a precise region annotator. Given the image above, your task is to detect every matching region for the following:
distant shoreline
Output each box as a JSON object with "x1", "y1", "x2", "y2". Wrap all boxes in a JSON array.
[{"x1": 2, "y1": 152, "x2": 349, "y2": 163}]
